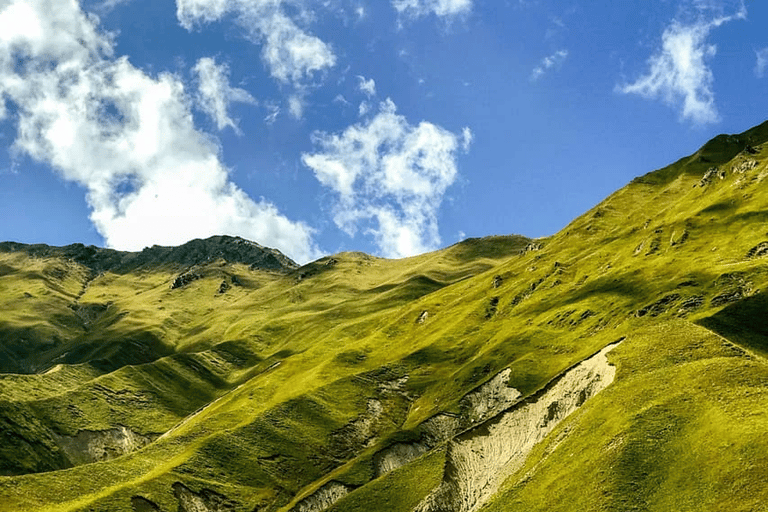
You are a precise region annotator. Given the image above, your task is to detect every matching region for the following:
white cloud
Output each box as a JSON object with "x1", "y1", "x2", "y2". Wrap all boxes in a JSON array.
[
  {"x1": 756, "y1": 48, "x2": 768, "y2": 78},
  {"x1": 617, "y1": 5, "x2": 746, "y2": 124},
  {"x1": 0, "y1": 0, "x2": 318, "y2": 263},
  {"x1": 358, "y1": 101, "x2": 370, "y2": 117},
  {"x1": 192, "y1": 57, "x2": 256, "y2": 132},
  {"x1": 530, "y1": 49, "x2": 568, "y2": 81},
  {"x1": 263, "y1": 103, "x2": 280, "y2": 124},
  {"x1": 392, "y1": 0, "x2": 472, "y2": 20},
  {"x1": 96, "y1": 0, "x2": 135, "y2": 12},
  {"x1": 461, "y1": 127, "x2": 473, "y2": 151},
  {"x1": 176, "y1": 0, "x2": 336, "y2": 99},
  {"x1": 357, "y1": 75, "x2": 376, "y2": 97},
  {"x1": 302, "y1": 99, "x2": 470, "y2": 258}
]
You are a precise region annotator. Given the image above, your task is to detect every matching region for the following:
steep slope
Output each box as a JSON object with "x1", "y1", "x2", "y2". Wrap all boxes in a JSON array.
[{"x1": 1, "y1": 121, "x2": 768, "y2": 511}]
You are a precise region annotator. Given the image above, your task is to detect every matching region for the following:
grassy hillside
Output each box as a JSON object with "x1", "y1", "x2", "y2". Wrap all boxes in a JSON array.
[{"x1": 0, "y1": 122, "x2": 767, "y2": 511}]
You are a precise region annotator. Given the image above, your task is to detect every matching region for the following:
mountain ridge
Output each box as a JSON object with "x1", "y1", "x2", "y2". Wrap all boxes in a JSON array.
[
  {"x1": 1, "y1": 121, "x2": 768, "y2": 511},
  {"x1": 0, "y1": 234, "x2": 298, "y2": 275}
]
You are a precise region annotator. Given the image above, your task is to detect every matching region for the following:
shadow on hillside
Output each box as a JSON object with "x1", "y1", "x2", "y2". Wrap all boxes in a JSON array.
[{"x1": 697, "y1": 292, "x2": 768, "y2": 356}]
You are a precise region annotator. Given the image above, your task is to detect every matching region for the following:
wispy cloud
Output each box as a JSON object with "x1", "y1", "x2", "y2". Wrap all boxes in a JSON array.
[
  {"x1": 617, "y1": 3, "x2": 746, "y2": 124},
  {"x1": 192, "y1": 57, "x2": 256, "y2": 132},
  {"x1": 0, "y1": 0, "x2": 318, "y2": 262},
  {"x1": 176, "y1": 0, "x2": 336, "y2": 116},
  {"x1": 392, "y1": 0, "x2": 472, "y2": 21},
  {"x1": 530, "y1": 49, "x2": 568, "y2": 81},
  {"x1": 303, "y1": 99, "x2": 470, "y2": 258},
  {"x1": 756, "y1": 48, "x2": 768, "y2": 78},
  {"x1": 357, "y1": 75, "x2": 376, "y2": 97}
]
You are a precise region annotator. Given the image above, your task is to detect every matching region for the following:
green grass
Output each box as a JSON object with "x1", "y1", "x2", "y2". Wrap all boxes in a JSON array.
[{"x1": 1, "y1": 123, "x2": 768, "y2": 511}]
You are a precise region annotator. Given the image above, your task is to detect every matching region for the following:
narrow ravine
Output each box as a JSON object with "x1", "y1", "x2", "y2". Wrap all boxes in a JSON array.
[{"x1": 414, "y1": 342, "x2": 621, "y2": 512}]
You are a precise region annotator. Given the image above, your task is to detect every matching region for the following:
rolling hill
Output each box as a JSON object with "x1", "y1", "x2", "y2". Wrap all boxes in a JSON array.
[{"x1": 2, "y1": 121, "x2": 768, "y2": 511}]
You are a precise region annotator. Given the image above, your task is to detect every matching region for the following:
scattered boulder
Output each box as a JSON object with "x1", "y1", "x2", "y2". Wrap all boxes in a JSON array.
[
  {"x1": 522, "y1": 242, "x2": 541, "y2": 254},
  {"x1": 171, "y1": 272, "x2": 201, "y2": 289},
  {"x1": 711, "y1": 290, "x2": 744, "y2": 307},
  {"x1": 492, "y1": 275, "x2": 503, "y2": 289},
  {"x1": 485, "y1": 297, "x2": 499, "y2": 319},
  {"x1": 746, "y1": 242, "x2": 768, "y2": 259},
  {"x1": 733, "y1": 159, "x2": 759, "y2": 174},
  {"x1": 678, "y1": 296, "x2": 705, "y2": 314},
  {"x1": 698, "y1": 167, "x2": 726, "y2": 187},
  {"x1": 217, "y1": 280, "x2": 230, "y2": 294},
  {"x1": 636, "y1": 294, "x2": 681, "y2": 318},
  {"x1": 417, "y1": 311, "x2": 429, "y2": 324}
]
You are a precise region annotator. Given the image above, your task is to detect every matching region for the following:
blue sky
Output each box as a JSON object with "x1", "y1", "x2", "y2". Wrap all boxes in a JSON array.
[{"x1": 0, "y1": 0, "x2": 765, "y2": 263}]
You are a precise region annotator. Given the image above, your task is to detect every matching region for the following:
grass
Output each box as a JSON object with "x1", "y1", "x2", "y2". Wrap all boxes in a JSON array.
[{"x1": 0, "y1": 122, "x2": 768, "y2": 510}]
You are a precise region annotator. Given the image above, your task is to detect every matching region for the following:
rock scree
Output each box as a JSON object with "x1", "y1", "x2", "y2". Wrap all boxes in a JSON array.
[
  {"x1": 290, "y1": 481, "x2": 354, "y2": 512},
  {"x1": 52, "y1": 426, "x2": 157, "y2": 466},
  {"x1": 413, "y1": 342, "x2": 621, "y2": 512}
]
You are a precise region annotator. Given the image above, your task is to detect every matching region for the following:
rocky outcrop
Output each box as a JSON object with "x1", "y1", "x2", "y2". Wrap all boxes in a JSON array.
[
  {"x1": 375, "y1": 442, "x2": 430, "y2": 477},
  {"x1": 698, "y1": 166, "x2": 726, "y2": 187},
  {"x1": 746, "y1": 242, "x2": 768, "y2": 259},
  {"x1": 291, "y1": 481, "x2": 353, "y2": 512},
  {"x1": 171, "y1": 272, "x2": 201, "y2": 289},
  {"x1": 173, "y1": 483, "x2": 235, "y2": 512},
  {"x1": 0, "y1": 235, "x2": 298, "y2": 274},
  {"x1": 414, "y1": 343, "x2": 621, "y2": 512},
  {"x1": 53, "y1": 426, "x2": 157, "y2": 466},
  {"x1": 459, "y1": 369, "x2": 521, "y2": 425},
  {"x1": 636, "y1": 294, "x2": 681, "y2": 317}
]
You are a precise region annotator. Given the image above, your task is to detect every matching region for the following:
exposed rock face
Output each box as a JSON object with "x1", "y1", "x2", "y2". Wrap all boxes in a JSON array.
[
  {"x1": 733, "y1": 159, "x2": 759, "y2": 173},
  {"x1": 330, "y1": 399, "x2": 384, "y2": 458},
  {"x1": 746, "y1": 242, "x2": 768, "y2": 259},
  {"x1": 414, "y1": 343, "x2": 621, "y2": 512},
  {"x1": 53, "y1": 426, "x2": 156, "y2": 466},
  {"x1": 0, "y1": 235, "x2": 297, "y2": 274},
  {"x1": 459, "y1": 369, "x2": 521, "y2": 425},
  {"x1": 173, "y1": 482, "x2": 235, "y2": 512},
  {"x1": 636, "y1": 294, "x2": 681, "y2": 317},
  {"x1": 375, "y1": 442, "x2": 430, "y2": 477},
  {"x1": 171, "y1": 272, "x2": 201, "y2": 289},
  {"x1": 698, "y1": 166, "x2": 727, "y2": 187},
  {"x1": 291, "y1": 481, "x2": 352, "y2": 512}
]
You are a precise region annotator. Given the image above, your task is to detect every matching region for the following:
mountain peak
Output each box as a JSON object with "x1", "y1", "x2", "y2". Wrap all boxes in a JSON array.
[{"x1": 0, "y1": 235, "x2": 298, "y2": 273}]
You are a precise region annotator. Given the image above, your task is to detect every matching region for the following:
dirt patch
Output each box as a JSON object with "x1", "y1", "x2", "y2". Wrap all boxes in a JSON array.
[
  {"x1": 53, "y1": 426, "x2": 157, "y2": 466},
  {"x1": 291, "y1": 481, "x2": 352, "y2": 512},
  {"x1": 414, "y1": 343, "x2": 621, "y2": 512}
]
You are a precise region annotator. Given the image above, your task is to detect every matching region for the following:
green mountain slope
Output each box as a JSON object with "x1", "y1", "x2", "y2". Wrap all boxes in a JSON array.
[{"x1": 1, "y1": 121, "x2": 768, "y2": 511}]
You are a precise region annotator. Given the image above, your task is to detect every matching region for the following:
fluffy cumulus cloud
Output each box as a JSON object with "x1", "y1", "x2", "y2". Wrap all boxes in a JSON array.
[
  {"x1": 618, "y1": 4, "x2": 746, "y2": 124},
  {"x1": 192, "y1": 57, "x2": 256, "y2": 132},
  {"x1": 530, "y1": 49, "x2": 568, "y2": 81},
  {"x1": 392, "y1": 0, "x2": 472, "y2": 20},
  {"x1": 357, "y1": 76, "x2": 376, "y2": 97},
  {"x1": 302, "y1": 99, "x2": 471, "y2": 258},
  {"x1": 0, "y1": 0, "x2": 317, "y2": 262},
  {"x1": 176, "y1": 0, "x2": 335, "y2": 98}
]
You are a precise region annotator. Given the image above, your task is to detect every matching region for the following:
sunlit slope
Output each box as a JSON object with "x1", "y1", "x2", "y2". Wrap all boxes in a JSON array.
[{"x1": 1, "y1": 121, "x2": 768, "y2": 511}]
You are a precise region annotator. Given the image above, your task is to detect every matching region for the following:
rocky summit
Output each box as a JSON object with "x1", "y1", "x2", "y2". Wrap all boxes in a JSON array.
[{"x1": 2, "y1": 122, "x2": 768, "y2": 511}]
